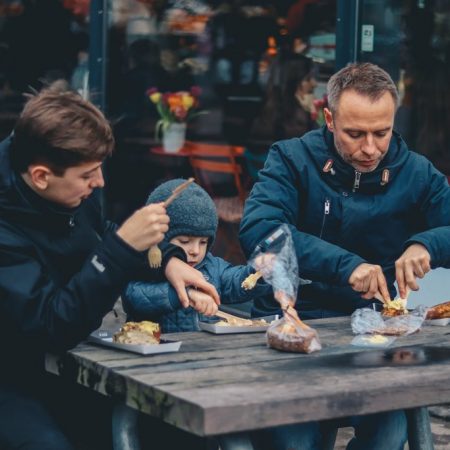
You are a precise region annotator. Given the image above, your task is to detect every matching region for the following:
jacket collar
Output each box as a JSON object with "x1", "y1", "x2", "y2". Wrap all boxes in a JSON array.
[{"x1": 307, "y1": 127, "x2": 410, "y2": 194}]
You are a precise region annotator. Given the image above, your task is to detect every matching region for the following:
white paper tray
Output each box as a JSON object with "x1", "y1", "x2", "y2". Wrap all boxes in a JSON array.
[
  {"x1": 199, "y1": 315, "x2": 278, "y2": 334},
  {"x1": 88, "y1": 330, "x2": 182, "y2": 355},
  {"x1": 425, "y1": 318, "x2": 450, "y2": 326}
]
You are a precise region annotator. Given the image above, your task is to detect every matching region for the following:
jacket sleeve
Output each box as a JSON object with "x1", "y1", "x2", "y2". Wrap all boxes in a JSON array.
[
  {"x1": 213, "y1": 257, "x2": 273, "y2": 304},
  {"x1": 404, "y1": 164, "x2": 450, "y2": 267},
  {"x1": 239, "y1": 143, "x2": 365, "y2": 285},
  {"x1": 0, "y1": 229, "x2": 180, "y2": 352},
  {"x1": 123, "y1": 280, "x2": 181, "y2": 321}
]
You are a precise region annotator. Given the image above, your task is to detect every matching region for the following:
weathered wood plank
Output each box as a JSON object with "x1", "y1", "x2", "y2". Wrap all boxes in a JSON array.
[{"x1": 46, "y1": 317, "x2": 450, "y2": 436}]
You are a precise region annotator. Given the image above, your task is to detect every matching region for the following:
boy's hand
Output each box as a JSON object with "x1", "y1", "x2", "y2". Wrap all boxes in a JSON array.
[
  {"x1": 187, "y1": 288, "x2": 219, "y2": 316},
  {"x1": 165, "y1": 258, "x2": 220, "y2": 308},
  {"x1": 116, "y1": 203, "x2": 169, "y2": 251}
]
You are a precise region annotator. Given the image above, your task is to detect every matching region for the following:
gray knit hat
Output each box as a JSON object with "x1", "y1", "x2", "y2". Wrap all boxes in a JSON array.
[{"x1": 146, "y1": 179, "x2": 218, "y2": 248}]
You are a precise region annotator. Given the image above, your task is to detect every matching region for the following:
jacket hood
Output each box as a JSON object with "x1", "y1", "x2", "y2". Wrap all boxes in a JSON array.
[{"x1": 300, "y1": 127, "x2": 410, "y2": 195}]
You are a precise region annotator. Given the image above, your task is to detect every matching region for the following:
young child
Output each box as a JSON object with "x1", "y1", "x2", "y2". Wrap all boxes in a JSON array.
[{"x1": 123, "y1": 178, "x2": 272, "y2": 332}]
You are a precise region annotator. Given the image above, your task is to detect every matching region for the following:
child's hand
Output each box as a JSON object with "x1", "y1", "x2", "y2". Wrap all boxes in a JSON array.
[
  {"x1": 116, "y1": 203, "x2": 169, "y2": 251},
  {"x1": 186, "y1": 288, "x2": 219, "y2": 316}
]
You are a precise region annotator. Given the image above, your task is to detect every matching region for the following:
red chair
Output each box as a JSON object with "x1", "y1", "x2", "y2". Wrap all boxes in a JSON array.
[{"x1": 185, "y1": 141, "x2": 247, "y2": 223}]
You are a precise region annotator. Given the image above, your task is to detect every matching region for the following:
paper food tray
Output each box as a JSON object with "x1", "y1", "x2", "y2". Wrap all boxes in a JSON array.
[
  {"x1": 88, "y1": 329, "x2": 182, "y2": 355},
  {"x1": 199, "y1": 315, "x2": 278, "y2": 334},
  {"x1": 425, "y1": 318, "x2": 450, "y2": 326}
]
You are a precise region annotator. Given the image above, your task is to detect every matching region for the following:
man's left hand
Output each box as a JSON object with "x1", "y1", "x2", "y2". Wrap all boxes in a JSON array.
[{"x1": 395, "y1": 243, "x2": 431, "y2": 298}]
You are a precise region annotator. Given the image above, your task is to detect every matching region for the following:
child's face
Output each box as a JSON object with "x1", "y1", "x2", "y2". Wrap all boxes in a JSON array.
[{"x1": 170, "y1": 235, "x2": 208, "y2": 267}]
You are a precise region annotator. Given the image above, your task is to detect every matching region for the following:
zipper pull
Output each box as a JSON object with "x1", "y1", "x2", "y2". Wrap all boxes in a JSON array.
[
  {"x1": 353, "y1": 171, "x2": 361, "y2": 191},
  {"x1": 324, "y1": 198, "x2": 330, "y2": 215}
]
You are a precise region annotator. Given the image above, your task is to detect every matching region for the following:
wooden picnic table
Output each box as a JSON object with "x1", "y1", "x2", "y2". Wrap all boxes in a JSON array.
[{"x1": 45, "y1": 316, "x2": 450, "y2": 450}]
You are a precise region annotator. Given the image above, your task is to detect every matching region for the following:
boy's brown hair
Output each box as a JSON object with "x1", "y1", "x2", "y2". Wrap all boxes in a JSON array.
[{"x1": 11, "y1": 82, "x2": 114, "y2": 175}]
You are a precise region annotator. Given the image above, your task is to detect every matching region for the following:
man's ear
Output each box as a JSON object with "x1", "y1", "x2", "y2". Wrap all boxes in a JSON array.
[
  {"x1": 324, "y1": 108, "x2": 334, "y2": 132},
  {"x1": 28, "y1": 165, "x2": 52, "y2": 190}
]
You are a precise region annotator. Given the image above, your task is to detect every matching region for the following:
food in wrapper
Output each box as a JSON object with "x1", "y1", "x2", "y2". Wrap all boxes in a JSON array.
[
  {"x1": 266, "y1": 312, "x2": 321, "y2": 353},
  {"x1": 351, "y1": 306, "x2": 427, "y2": 337},
  {"x1": 249, "y1": 226, "x2": 321, "y2": 353},
  {"x1": 426, "y1": 301, "x2": 450, "y2": 320},
  {"x1": 113, "y1": 321, "x2": 161, "y2": 345}
]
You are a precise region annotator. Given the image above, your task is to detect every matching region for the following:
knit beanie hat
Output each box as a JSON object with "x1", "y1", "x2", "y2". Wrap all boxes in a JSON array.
[{"x1": 146, "y1": 179, "x2": 218, "y2": 248}]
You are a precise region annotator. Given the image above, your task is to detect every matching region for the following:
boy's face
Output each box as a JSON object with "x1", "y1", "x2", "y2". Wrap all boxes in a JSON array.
[
  {"x1": 170, "y1": 235, "x2": 208, "y2": 267},
  {"x1": 27, "y1": 161, "x2": 104, "y2": 208}
]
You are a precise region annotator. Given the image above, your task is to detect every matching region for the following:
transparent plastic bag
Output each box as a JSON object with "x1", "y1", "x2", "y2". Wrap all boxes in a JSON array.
[
  {"x1": 351, "y1": 334, "x2": 397, "y2": 348},
  {"x1": 249, "y1": 225, "x2": 322, "y2": 353},
  {"x1": 266, "y1": 315, "x2": 322, "y2": 353},
  {"x1": 351, "y1": 305, "x2": 428, "y2": 337}
]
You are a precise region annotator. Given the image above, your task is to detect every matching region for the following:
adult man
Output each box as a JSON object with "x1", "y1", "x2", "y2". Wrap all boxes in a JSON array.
[
  {"x1": 240, "y1": 62, "x2": 450, "y2": 449},
  {"x1": 0, "y1": 85, "x2": 219, "y2": 449}
]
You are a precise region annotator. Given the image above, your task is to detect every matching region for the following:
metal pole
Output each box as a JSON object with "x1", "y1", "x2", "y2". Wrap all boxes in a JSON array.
[
  {"x1": 406, "y1": 407, "x2": 435, "y2": 450},
  {"x1": 335, "y1": 0, "x2": 360, "y2": 70},
  {"x1": 88, "y1": 0, "x2": 108, "y2": 112},
  {"x1": 112, "y1": 403, "x2": 142, "y2": 450}
]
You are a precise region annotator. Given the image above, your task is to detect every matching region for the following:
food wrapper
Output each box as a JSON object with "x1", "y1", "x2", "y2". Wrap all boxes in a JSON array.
[
  {"x1": 351, "y1": 306, "x2": 428, "y2": 337},
  {"x1": 266, "y1": 314, "x2": 322, "y2": 353},
  {"x1": 249, "y1": 225, "x2": 321, "y2": 353}
]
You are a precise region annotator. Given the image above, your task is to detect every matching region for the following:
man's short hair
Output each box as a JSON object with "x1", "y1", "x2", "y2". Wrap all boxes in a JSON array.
[
  {"x1": 327, "y1": 63, "x2": 399, "y2": 114},
  {"x1": 11, "y1": 82, "x2": 114, "y2": 175}
]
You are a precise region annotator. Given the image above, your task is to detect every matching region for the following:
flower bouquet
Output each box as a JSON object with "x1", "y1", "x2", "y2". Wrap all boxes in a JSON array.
[{"x1": 147, "y1": 86, "x2": 205, "y2": 137}]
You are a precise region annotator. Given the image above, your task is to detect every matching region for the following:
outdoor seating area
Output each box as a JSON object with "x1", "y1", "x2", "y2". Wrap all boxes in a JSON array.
[{"x1": 1, "y1": 1, "x2": 450, "y2": 450}]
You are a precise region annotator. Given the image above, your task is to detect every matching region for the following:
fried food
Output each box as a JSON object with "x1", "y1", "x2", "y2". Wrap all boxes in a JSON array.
[
  {"x1": 113, "y1": 321, "x2": 161, "y2": 345},
  {"x1": 241, "y1": 271, "x2": 263, "y2": 290},
  {"x1": 382, "y1": 297, "x2": 408, "y2": 317},
  {"x1": 426, "y1": 301, "x2": 450, "y2": 320},
  {"x1": 216, "y1": 318, "x2": 267, "y2": 327}
]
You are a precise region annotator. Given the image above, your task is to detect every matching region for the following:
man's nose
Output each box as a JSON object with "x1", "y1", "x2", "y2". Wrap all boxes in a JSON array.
[{"x1": 361, "y1": 134, "x2": 377, "y2": 156}]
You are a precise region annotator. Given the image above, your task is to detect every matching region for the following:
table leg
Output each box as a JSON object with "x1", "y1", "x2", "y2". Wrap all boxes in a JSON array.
[
  {"x1": 112, "y1": 403, "x2": 141, "y2": 450},
  {"x1": 406, "y1": 407, "x2": 434, "y2": 450},
  {"x1": 218, "y1": 432, "x2": 255, "y2": 450}
]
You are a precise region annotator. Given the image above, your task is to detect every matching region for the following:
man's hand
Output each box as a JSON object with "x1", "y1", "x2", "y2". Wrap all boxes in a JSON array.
[
  {"x1": 348, "y1": 263, "x2": 391, "y2": 303},
  {"x1": 187, "y1": 288, "x2": 219, "y2": 316},
  {"x1": 395, "y1": 243, "x2": 431, "y2": 298},
  {"x1": 165, "y1": 257, "x2": 220, "y2": 308},
  {"x1": 116, "y1": 203, "x2": 169, "y2": 251}
]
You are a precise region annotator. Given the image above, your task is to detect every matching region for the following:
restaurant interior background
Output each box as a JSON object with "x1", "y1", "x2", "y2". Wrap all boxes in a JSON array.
[{"x1": 0, "y1": 0, "x2": 449, "y2": 235}]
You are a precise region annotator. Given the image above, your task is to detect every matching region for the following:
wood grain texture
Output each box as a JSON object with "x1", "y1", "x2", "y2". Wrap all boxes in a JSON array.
[{"x1": 45, "y1": 317, "x2": 450, "y2": 436}]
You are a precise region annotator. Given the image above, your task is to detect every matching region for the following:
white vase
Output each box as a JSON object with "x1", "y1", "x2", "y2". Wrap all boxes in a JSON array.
[{"x1": 162, "y1": 122, "x2": 186, "y2": 153}]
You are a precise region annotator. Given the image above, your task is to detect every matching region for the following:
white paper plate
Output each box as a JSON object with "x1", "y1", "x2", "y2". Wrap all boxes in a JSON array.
[
  {"x1": 88, "y1": 330, "x2": 182, "y2": 355},
  {"x1": 199, "y1": 315, "x2": 278, "y2": 334},
  {"x1": 425, "y1": 318, "x2": 450, "y2": 326}
]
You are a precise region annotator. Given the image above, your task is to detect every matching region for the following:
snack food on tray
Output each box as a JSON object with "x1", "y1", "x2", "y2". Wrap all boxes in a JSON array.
[
  {"x1": 113, "y1": 321, "x2": 161, "y2": 345},
  {"x1": 426, "y1": 301, "x2": 450, "y2": 320},
  {"x1": 216, "y1": 317, "x2": 267, "y2": 327}
]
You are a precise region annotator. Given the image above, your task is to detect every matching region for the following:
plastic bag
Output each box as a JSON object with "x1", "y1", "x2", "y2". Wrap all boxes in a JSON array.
[
  {"x1": 351, "y1": 334, "x2": 397, "y2": 348},
  {"x1": 266, "y1": 315, "x2": 322, "y2": 353},
  {"x1": 351, "y1": 306, "x2": 428, "y2": 337},
  {"x1": 249, "y1": 225, "x2": 322, "y2": 353}
]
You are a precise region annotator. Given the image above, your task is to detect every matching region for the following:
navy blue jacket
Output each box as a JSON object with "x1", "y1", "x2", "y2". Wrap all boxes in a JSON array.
[
  {"x1": 240, "y1": 128, "x2": 450, "y2": 318},
  {"x1": 0, "y1": 136, "x2": 182, "y2": 384},
  {"x1": 123, "y1": 252, "x2": 272, "y2": 332}
]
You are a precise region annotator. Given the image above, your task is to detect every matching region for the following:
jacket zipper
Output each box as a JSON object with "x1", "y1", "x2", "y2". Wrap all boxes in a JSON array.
[
  {"x1": 353, "y1": 171, "x2": 361, "y2": 191},
  {"x1": 319, "y1": 198, "x2": 330, "y2": 238}
]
